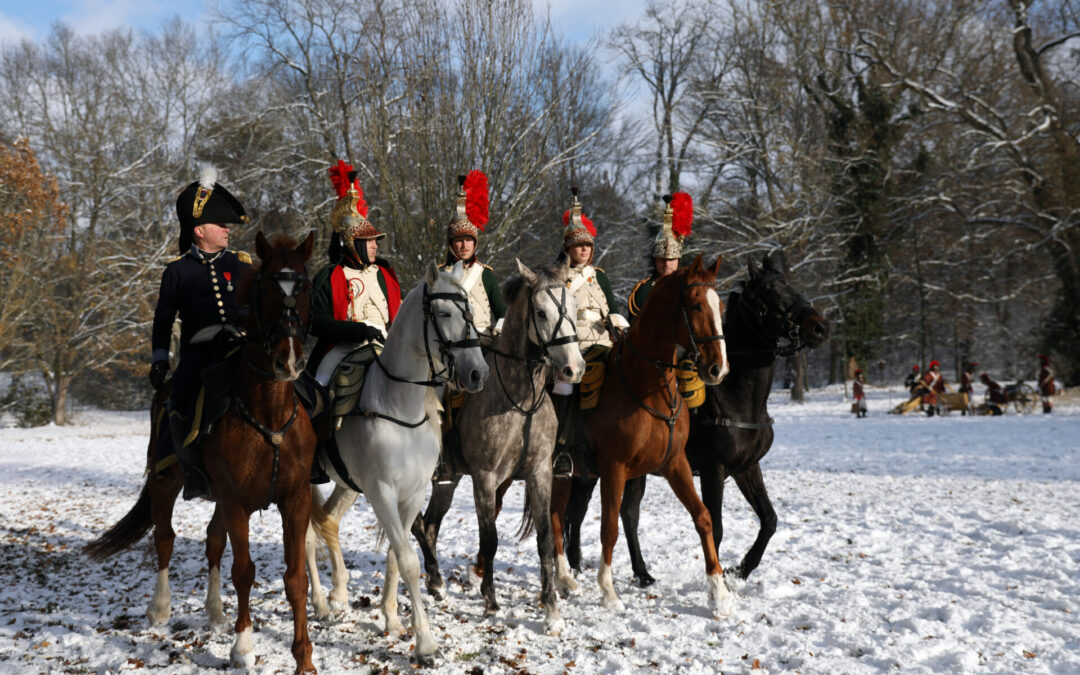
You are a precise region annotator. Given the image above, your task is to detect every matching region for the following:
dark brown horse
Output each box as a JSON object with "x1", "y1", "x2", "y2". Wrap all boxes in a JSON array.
[
  {"x1": 85, "y1": 232, "x2": 318, "y2": 674},
  {"x1": 562, "y1": 251, "x2": 829, "y2": 587},
  {"x1": 550, "y1": 254, "x2": 732, "y2": 616}
]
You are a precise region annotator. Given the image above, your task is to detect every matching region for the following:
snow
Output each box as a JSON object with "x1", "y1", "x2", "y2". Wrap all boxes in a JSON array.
[{"x1": 1, "y1": 385, "x2": 1077, "y2": 673}]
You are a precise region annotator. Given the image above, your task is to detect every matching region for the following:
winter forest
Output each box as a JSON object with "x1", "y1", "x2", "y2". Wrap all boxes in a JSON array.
[{"x1": 1, "y1": 0, "x2": 1079, "y2": 424}]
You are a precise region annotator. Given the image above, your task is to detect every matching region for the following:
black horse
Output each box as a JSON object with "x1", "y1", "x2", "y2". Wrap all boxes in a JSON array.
[{"x1": 563, "y1": 252, "x2": 829, "y2": 585}]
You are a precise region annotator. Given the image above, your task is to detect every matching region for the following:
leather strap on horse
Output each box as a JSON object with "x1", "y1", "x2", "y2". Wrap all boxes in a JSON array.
[
  {"x1": 233, "y1": 389, "x2": 300, "y2": 509},
  {"x1": 322, "y1": 436, "x2": 364, "y2": 494},
  {"x1": 615, "y1": 342, "x2": 683, "y2": 471},
  {"x1": 700, "y1": 416, "x2": 775, "y2": 430}
]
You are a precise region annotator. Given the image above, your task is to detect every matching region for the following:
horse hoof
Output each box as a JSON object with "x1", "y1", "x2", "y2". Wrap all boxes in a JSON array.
[
  {"x1": 544, "y1": 613, "x2": 565, "y2": 636},
  {"x1": 635, "y1": 573, "x2": 657, "y2": 588},
  {"x1": 600, "y1": 595, "x2": 625, "y2": 612},
  {"x1": 708, "y1": 574, "x2": 734, "y2": 619},
  {"x1": 146, "y1": 607, "x2": 170, "y2": 627},
  {"x1": 205, "y1": 616, "x2": 230, "y2": 634},
  {"x1": 556, "y1": 576, "x2": 579, "y2": 594},
  {"x1": 414, "y1": 650, "x2": 437, "y2": 667},
  {"x1": 711, "y1": 594, "x2": 734, "y2": 619}
]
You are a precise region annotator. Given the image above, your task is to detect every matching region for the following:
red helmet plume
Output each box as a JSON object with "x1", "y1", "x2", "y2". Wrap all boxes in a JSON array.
[
  {"x1": 563, "y1": 209, "x2": 596, "y2": 237},
  {"x1": 328, "y1": 159, "x2": 368, "y2": 218},
  {"x1": 670, "y1": 191, "x2": 693, "y2": 238},
  {"x1": 463, "y1": 170, "x2": 489, "y2": 231}
]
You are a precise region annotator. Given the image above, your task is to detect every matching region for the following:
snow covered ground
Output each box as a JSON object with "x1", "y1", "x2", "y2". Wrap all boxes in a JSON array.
[{"x1": 1, "y1": 385, "x2": 1077, "y2": 674}]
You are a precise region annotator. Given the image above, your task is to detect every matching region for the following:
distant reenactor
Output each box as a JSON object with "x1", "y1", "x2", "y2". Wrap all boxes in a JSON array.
[
  {"x1": 1037, "y1": 354, "x2": 1055, "y2": 414},
  {"x1": 852, "y1": 369, "x2": 867, "y2": 418}
]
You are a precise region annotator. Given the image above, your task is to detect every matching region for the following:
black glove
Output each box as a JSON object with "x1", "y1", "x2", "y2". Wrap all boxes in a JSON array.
[
  {"x1": 360, "y1": 323, "x2": 385, "y2": 344},
  {"x1": 149, "y1": 361, "x2": 169, "y2": 391}
]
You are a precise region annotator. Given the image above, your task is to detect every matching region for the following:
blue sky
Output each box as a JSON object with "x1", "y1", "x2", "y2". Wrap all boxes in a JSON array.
[{"x1": 0, "y1": 0, "x2": 649, "y2": 45}]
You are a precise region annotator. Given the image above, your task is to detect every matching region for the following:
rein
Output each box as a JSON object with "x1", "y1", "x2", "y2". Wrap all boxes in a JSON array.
[
  {"x1": 360, "y1": 283, "x2": 477, "y2": 428},
  {"x1": 725, "y1": 281, "x2": 813, "y2": 359}
]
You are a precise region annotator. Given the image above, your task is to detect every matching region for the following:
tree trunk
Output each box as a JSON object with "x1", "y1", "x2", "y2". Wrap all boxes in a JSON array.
[
  {"x1": 790, "y1": 352, "x2": 806, "y2": 403},
  {"x1": 52, "y1": 374, "x2": 72, "y2": 425}
]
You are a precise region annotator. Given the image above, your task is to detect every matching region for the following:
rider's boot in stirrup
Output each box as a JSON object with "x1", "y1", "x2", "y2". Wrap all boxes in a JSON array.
[
  {"x1": 170, "y1": 414, "x2": 209, "y2": 500},
  {"x1": 552, "y1": 450, "x2": 574, "y2": 478}
]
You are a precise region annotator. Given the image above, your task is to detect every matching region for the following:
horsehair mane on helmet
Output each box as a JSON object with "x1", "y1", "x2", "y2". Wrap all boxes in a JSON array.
[
  {"x1": 327, "y1": 159, "x2": 383, "y2": 249},
  {"x1": 562, "y1": 187, "x2": 596, "y2": 249},
  {"x1": 448, "y1": 170, "x2": 489, "y2": 241},
  {"x1": 651, "y1": 191, "x2": 693, "y2": 259},
  {"x1": 175, "y1": 163, "x2": 248, "y2": 254}
]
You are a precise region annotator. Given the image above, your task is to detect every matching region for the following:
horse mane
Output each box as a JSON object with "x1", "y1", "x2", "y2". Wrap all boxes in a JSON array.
[{"x1": 502, "y1": 263, "x2": 565, "y2": 303}]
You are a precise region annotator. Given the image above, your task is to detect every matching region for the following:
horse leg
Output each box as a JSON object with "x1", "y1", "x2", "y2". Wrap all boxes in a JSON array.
[
  {"x1": 731, "y1": 463, "x2": 776, "y2": 580},
  {"x1": 312, "y1": 484, "x2": 358, "y2": 612},
  {"x1": 381, "y1": 547, "x2": 402, "y2": 634},
  {"x1": 383, "y1": 494, "x2": 438, "y2": 665},
  {"x1": 549, "y1": 476, "x2": 578, "y2": 592},
  {"x1": 697, "y1": 461, "x2": 727, "y2": 558},
  {"x1": 147, "y1": 473, "x2": 181, "y2": 626},
  {"x1": 224, "y1": 503, "x2": 258, "y2": 668},
  {"x1": 472, "y1": 474, "x2": 501, "y2": 615},
  {"x1": 526, "y1": 467, "x2": 563, "y2": 635},
  {"x1": 662, "y1": 455, "x2": 733, "y2": 618},
  {"x1": 204, "y1": 505, "x2": 229, "y2": 632},
  {"x1": 279, "y1": 487, "x2": 316, "y2": 674},
  {"x1": 472, "y1": 477, "x2": 512, "y2": 580},
  {"x1": 597, "y1": 467, "x2": 627, "y2": 611},
  {"x1": 411, "y1": 476, "x2": 459, "y2": 599},
  {"x1": 564, "y1": 477, "x2": 596, "y2": 573},
  {"x1": 620, "y1": 475, "x2": 655, "y2": 587},
  {"x1": 305, "y1": 521, "x2": 330, "y2": 620}
]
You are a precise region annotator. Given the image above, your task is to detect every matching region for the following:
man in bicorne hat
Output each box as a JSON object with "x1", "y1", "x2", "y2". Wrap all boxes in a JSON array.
[
  {"x1": 551, "y1": 188, "x2": 628, "y2": 476},
  {"x1": 307, "y1": 160, "x2": 402, "y2": 387},
  {"x1": 440, "y1": 171, "x2": 506, "y2": 340},
  {"x1": 150, "y1": 165, "x2": 253, "y2": 500}
]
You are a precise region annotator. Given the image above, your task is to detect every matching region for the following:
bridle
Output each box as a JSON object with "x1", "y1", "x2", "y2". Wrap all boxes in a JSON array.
[
  {"x1": 729, "y1": 273, "x2": 814, "y2": 358},
  {"x1": 250, "y1": 269, "x2": 312, "y2": 356},
  {"x1": 617, "y1": 276, "x2": 725, "y2": 470},
  {"x1": 374, "y1": 283, "x2": 479, "y2": 389},
  {"x1": 237, "y1": 264, "x2": 312, "y2": 509}
]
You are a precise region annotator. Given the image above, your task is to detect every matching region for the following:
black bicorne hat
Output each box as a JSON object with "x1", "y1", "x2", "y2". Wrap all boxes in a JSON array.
[{"x1": 175, "y1": 165, "x2": 248, "y2": 254}]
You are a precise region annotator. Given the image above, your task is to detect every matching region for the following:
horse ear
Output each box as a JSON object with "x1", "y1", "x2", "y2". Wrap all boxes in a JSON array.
[
  {"x1": 255, "y1": 231, "x2": 270, "y2": 263},
  {"x1": 762, "y1": 253, "x2": 774, "y2": 272},
  {"x1": 425, "y1": 260, "x2": 440, "y2": 287},
  {"x1": 451, "y1": 259, "x2": 465, "y2": 280},
  {"x1": 515, "y1": 258, "x2": 537, "y2": 286},
  {"x1": 689, "y1": 254, "x2": 703, "y2": 274},
  {"x1": 747, "y1": 256, "x2": 761, "y2": 279},
  {"x1": 709, "y1": 255, "x2": 722, "y2": 276},
  {"x1": 296, "y1": 230, "x2": 315, "y2": 261}
]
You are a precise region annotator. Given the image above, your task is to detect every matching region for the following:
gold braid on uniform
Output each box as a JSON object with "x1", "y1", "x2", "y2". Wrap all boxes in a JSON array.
[{"x1": 628, "y1": 278, "x2": 649, "y2": 318}]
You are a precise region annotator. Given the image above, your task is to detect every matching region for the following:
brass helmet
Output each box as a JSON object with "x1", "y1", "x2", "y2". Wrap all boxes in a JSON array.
[
  {"x1": 328, "y1": 159, "x2": 384, "y2": 262},
  {"x1": 447, "y1": 170, "x2": 489, "y2": 243},
  {"x1": 651, "y1": 191, "x2": 692, "y2": 259},
  {"x1": 562, "y1": 187, "x2": 596, "y2": 250}
]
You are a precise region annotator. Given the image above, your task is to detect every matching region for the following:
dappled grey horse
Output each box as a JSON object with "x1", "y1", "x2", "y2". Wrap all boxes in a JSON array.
[{"x1": 412, "y1": 260, "x2": 584, "y2": 635}]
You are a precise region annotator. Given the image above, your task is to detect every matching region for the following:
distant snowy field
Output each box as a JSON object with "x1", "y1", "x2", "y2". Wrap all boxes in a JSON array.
[{"x1": 1, "y1": 385, "x2": 1077, "y2": 674}]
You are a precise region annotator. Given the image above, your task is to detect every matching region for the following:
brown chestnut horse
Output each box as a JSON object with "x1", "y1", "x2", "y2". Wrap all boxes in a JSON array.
[
  {"x1": 86, "y1": 232, "x2": 318, "y2": 674},
  {"x1": 550, "y1": 254, "x2": 733, "y2": 617}
]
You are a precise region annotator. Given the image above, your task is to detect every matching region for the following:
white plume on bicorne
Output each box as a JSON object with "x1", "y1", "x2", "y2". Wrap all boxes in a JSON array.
[{"x1": 198, "y1": 164, "x2": 219, "y2": 190}]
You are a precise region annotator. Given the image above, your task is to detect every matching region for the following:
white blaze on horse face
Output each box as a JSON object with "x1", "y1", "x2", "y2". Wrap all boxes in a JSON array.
[
  {"x1": 706, "y1": 288, "x2": 729, "y2": 381},
  {"x1": 277, "y1": 267, "x2": 296, "y2": 297}
]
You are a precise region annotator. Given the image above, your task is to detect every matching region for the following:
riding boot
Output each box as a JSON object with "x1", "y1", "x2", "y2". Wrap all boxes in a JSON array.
[
  {"x1": 1043, "y1": 401, "x2": 1052, "y2": 414},
  {"x1": 551, "y1": 393, "x2": 575, "y2": 478},
  {"x1": 434, "y1": 427, "x2": 460, "y2": 484},
  {"x1": 169, "y1": 414, "x2": 210, "y2": 500}
]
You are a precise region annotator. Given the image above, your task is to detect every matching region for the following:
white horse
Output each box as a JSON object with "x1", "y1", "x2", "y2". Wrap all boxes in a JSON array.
[{"x1": 305, "y1": 260, "x2": 488, "y2": 666}]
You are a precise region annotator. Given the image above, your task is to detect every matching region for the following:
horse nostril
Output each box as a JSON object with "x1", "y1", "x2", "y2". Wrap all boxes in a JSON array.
[
  {"x1": 470, "y1": 369, "x2": 481, "y2": 385},
  {"x1": 562, "y1": 366, "x2": 574, "y2": 379},
  {"x1": 709, "y1": 364, "x2": 722, "y2": 379},
  {"x1": 813, "y1": 322, "x2": 826, "y2": 338}
]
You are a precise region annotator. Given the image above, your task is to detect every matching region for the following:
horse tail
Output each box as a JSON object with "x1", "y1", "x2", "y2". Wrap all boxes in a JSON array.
[
  {"x1": 83, "y1": 479, "x2": 153, "y2": 560},
  {"x1": 515, "y1": 484, "x2": 536, "y2": 542}
]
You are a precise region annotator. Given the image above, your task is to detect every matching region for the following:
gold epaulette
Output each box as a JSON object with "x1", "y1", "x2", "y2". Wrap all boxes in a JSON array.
[
  {"x1": 628, "y1": 277, "x2": 650, "y2": 316},
  {"x1": 594, "y1": 266, "x2": 605, "y2": 274},
  {"x1": 167, "y1": 254, "x2": 184, "y2": 264},
  {"x1": 237, "y1": 251, "x2": 252, "y2": 264}
]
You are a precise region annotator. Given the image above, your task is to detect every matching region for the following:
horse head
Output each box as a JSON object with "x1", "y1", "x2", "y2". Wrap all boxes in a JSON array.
[
  {"x1": 245, "y1": 230, "x2": 315, "y2": 381},
  {"x1": 423, "y1": 260, "x2": 490, "y2": 393},
  {"x1": 678, "y1": 254, "x2": 728, "y2": 385},
  {"x1": 742, "y1": 252, "x2": 828, "y2": 350},
  {"x1": 514, "y1": 258, "x2": 586, "y2": 384}
]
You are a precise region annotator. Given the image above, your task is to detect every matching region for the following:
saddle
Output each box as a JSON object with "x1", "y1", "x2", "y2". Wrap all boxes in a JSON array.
[{"x1": 329, "y1": 344, "x2": 380, "y2": 426}]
